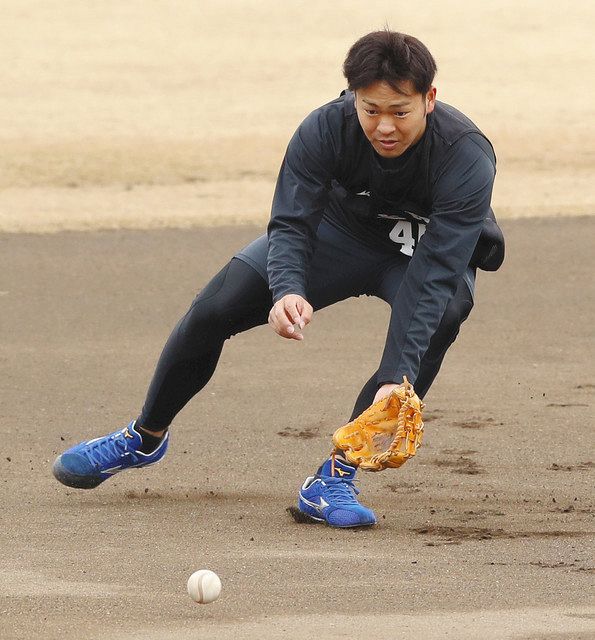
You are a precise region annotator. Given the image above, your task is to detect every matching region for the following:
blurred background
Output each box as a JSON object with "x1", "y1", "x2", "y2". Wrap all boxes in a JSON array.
[{"x1": 1, "y1": 0, "x2": 593, "y2": 231}]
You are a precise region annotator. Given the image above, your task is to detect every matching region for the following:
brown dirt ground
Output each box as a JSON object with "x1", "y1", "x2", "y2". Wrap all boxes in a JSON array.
[
  {"x1": 1, "y1": 2, "x2": 594, "y2": 638},
  {"x1": 1, "y1": 217, "x2": 594, "y2": 639}
]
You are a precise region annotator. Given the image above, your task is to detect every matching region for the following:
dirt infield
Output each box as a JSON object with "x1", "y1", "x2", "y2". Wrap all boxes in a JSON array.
[
  {"x1": 1, "y1": 1, "x2": 594, "y2": 637},
  {"x1": 1, "y1": 217, "x2": 593, "y2": 639}
]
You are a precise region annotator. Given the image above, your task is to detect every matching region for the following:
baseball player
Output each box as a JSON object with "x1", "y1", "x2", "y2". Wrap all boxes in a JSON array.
[{"x1": 53, "y1": 30, "x2": 504, "y2": 528}]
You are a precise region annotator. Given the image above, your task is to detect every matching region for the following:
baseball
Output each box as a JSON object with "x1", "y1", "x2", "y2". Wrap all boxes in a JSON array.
[{"x1": 187, "y1": 569, "x2": 222, "y2": 604}]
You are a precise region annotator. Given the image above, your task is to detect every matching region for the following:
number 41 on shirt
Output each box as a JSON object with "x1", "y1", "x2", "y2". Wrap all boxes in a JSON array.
[{"x1": 389, "y1": 218, "x2": 428, "y2": 256}]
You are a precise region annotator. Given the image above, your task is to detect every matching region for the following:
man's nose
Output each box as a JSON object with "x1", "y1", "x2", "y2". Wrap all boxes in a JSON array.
[{"x1": 376, "y1": 117, "x2": 396, "y2": 135}]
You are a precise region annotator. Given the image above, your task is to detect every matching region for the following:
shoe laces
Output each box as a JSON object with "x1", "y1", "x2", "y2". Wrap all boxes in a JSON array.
[
  {"x1": 321, "y1": 476, "x2": 360, "y2": 506},
  {"x1": 84, "y1": 431, "x2": 140, "y2": 468}
]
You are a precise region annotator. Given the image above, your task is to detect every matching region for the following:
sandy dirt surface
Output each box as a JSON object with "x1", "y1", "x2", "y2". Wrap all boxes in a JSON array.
[
  {"x1": 1, "y1": 0, "x2": 594, "y2": 232},
  {"x1": 1, "y1": 2, "x2": 594, "y2": 638},
  {"x1": 1, "y1": 217, "x2": 594, "y2": 639}
]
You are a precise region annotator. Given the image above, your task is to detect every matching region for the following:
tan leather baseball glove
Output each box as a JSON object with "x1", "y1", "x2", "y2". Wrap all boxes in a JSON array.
[{"x1": 333, "y1": 376, "x2": 424, "y2": 471}]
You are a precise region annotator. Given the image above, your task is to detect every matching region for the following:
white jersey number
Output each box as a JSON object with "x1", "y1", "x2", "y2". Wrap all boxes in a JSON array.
[{"x1": 389, "y1": 219, "x2": 427, "y2": 256}]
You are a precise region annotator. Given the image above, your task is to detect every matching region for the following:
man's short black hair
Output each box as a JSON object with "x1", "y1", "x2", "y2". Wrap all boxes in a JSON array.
[{"x1": 343, "y1": 30, "x2": 437, "y2": 95}]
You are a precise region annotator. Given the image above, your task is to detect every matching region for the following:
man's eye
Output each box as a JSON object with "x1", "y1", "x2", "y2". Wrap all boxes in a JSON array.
[
  {"x1": 395, "y1": 112, "x2": 408, "y2": 118},
  {"x1": 364, "y1": 109, "x2": 377, "y2": 116}
]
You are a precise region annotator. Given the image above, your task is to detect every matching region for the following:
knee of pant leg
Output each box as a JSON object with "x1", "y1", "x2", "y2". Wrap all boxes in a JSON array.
[
  {"x1": 185, "y1": 298, "x2": 217, "y2": 332},
  {"x1": 453, "y1": 294, "x2": 474, "y2": 324},
  {"x1": 415, "y1": 292, "x2": 474, "y2": 399},
  {"x1": 184, "y1": 284, "x2": 267, "y2": 342},
  {"x1": 437, "y1": 294, "x2": 474, "y2": 340},
  {"x1": 173, "y1": 302, "x2": 215, "y2": 350}
]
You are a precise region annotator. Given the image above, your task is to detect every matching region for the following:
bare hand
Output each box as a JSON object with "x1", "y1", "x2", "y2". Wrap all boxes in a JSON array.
[
  {"x1": 373, "y1": 382, "x2": 401, "y2": 404},
  {"x1": 268, "y1": 294, "x2": 313, "y2": 341}
]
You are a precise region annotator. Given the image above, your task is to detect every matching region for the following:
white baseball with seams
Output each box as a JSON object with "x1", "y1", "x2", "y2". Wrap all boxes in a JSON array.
[{"x1": 187, "y1": 569, "x2": 222, "y2": 604}]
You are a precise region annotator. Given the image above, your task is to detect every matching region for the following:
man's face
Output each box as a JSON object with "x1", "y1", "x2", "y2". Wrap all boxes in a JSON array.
[{"x1": 355, "y1": 80, "x2": 436, "y2": 158}]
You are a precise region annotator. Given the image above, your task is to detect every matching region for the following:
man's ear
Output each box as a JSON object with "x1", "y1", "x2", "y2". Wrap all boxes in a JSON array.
[{"x1": 425, "y1": 87, "x2": 437, "y2": 115}]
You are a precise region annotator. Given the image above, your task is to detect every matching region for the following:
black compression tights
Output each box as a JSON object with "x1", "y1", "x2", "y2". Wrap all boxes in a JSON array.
[
  {"x1": 138, "y1": 258, "x2": 473, "y2": 429},
  {"x1": 138, "y1": 259, "x2": 272, "y2": 430}
]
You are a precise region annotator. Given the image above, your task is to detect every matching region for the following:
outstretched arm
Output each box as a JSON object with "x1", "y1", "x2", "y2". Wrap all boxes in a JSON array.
[{"x1": 377, "y1": 135, "x2": 496, "y2": 387}]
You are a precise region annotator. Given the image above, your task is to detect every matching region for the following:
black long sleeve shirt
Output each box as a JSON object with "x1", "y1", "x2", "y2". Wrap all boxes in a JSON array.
[{"x1": 266, "y1": 91, "x2": 498, "y2": 385}]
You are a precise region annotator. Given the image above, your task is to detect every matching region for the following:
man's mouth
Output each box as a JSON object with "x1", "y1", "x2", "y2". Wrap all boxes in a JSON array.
[{"x1": 377, "y1": 139, "x2": 398, "y2": 150}]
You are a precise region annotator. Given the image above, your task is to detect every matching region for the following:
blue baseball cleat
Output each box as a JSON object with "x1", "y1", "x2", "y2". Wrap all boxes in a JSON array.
[
  {"x1": 298, "y1": 456, "x2": 377, "y2": 528},
  {"x1": 52, "y1": 421, "x2": 169, "y2": 489}
]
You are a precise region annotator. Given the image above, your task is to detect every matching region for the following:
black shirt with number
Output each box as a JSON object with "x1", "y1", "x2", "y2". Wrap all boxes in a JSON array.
[{"x1": 266, "y1": 91, "x2": 502, "y2": 385}]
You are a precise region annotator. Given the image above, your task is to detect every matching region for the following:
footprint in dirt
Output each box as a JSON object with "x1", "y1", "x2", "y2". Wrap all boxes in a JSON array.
[
  {"x1": 441, "y1": 448, "x2": 478, "y2": 455},
  {"x1": 423, "y1": 411, "x2": 444, "y2": 423},
  {"x1": 277, "y1": 427, "x2": 320, "y2": 439},
  {"x1": 451, "y1": 417, "x2": 502, "y2": 429},
  {"x1": 549, "y1": 504, "x2": 593, "y2": 514},
  {"x1": 411, "y1": 525, "x2": 587, "y2": 546},
  {"x1": 431, "y1": 449, "x2": 484, "y2": 475},
  {"x1": 431, "y1": 456, "x2": 484, "y2": 475},
  {"x1": 547, "y1": 402, "x2": 589, "y2": 407},
  {"x1": 547, "y1": 462, "x2": 593, "y2": 471}
]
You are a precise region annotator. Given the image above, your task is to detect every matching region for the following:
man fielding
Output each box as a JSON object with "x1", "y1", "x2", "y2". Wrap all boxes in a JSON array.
[{"x1": 53, "y1": 30, "x2": 504, "y2": 528}]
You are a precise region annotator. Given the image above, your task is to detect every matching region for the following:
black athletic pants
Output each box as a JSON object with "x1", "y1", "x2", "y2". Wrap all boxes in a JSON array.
[{"x1": 138, "y1": 255, "x2": 474, "y2": 430}]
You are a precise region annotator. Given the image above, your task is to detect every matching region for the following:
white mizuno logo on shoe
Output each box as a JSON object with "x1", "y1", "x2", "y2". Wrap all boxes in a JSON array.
[
  {"x1": 300, "y1": 494, "x2": 329, "y2": 512},
  {"x1": 103, "y1": 466, "x2": 123, "y2": 475}
]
